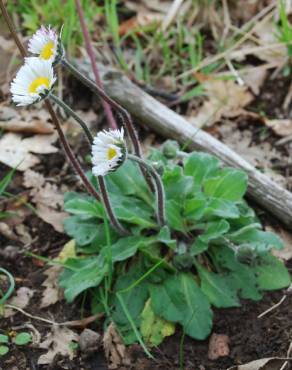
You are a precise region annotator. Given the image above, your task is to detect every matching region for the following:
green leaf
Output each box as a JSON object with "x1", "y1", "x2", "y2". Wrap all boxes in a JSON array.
[
  {"x1": 184, "y1": 153, "x2": 220, "y2": 185},
  {"x1": 165, "y1": 200, "x2": 186, "y2": 232},
  {"x1": 106, "y1": 160, "x2": 151, "y2": 204},
  {"x1": 162, "y1": 165, "x2": 193, "y2": 201},
  {"x1": 190, "y1": 220, "x2": 229, "y2": 256},
  {"x1": 253, "y1": 254, "x2": 291, "y2": 290},
  {"x1": 0, "y1": 168, "x2": 15, "y2": 196},
  {"x1": 204, "y1": 168, "x2": 248, "y2": 201},
  {"x1": 113, "y1": 265, "x2": 149, "y2": 329},
  {"x1": 227, "y1": 227, "x2": 283, "y2": 252},
  {"x1": 64, "y1": 216, "x2": 101, "y2": 246},
  {"x1": 141, "y1": 299, "x2": 175, "y2": 346},
  {"x1": 156, "y1": 225, "x2": 177, "y2": 250},
  {"x1": 64, "y1": 192, "x2": 103, "y2": 218},
  {"x1": 0, "y1": 345, "x2": 9, "y2": 356},
  {"x1": 110, "y1": 194, "x2": 156, "y2": 228},
  {"x1": 103, "y1": 236, "x2": 152, "y2": 263},
  {"x1": 14, "y1": 332, "x2": 31, "y2": 345},
  {"x1": 196, "y1": 263, "x2": 240, "y2": 308},
  {"x1": 0, "y1": 335, "x2": 8, "y2": 344},
  {"x1": 59, "y1": 256, "x2": 108, "y2": 302},
  {"x1": 203, "y1": 199, "x2": 240, "y2": 219},
  {"x1": 211, "y1": 246, "x2": 262, "y2": 300},
  {"x1": 150, "y1": 273, "x2": 212, "y2": 340}
]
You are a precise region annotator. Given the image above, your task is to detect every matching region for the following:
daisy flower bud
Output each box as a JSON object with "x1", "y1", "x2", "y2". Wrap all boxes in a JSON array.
[
  {"x1": 28, "y1": 25, "x2": 64, "y2": 64},
  {"x1": 91, "y1": 128, "x2": 127, "y2": 176},
  {"x1": 10, "y1": 57, "x2": 56, "y2": 106}
]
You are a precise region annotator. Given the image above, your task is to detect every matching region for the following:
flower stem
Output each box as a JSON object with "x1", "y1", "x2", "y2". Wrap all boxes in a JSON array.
[
  {"x1": 127, "y1": 154, "x2": 166, "y2": 226},
  {"x1": 98, "y1": 176, "x2": 129, "y2": 236},
  {"x1": 74, "y1": 0, "x2": 117, "y2": 130},
  {"x1": 62, "y1": 58, "x2": 155, "y2": 191},
  {"x1": 49, "y1": 93, "x2": 93, "y2": 144},
  {"x1": 45, "y1": 101, "x2": 101, "y2": 201},
  {"x1": 0, "y1": 1, "x2": 101, "y2": 202}
]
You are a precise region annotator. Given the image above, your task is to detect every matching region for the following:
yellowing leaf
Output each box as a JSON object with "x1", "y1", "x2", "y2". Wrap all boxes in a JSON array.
[
  {"x1": 57, "y1": 240, "x2": 76, "y2": 262},
  {"x1": 140, "y1": 299, "x2": 175, "y2": 346}
]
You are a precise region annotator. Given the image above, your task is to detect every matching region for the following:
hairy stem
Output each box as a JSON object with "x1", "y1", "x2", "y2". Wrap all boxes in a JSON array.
[
  {"x1": 45, "y1": 101, "x2": 101, "y2": 201},
  {"x1": 98, "y1": 176, "x2": 129, "y2": 236},
  {"x1": 0, "y1": 1, "x2": 101, "y2": 201},
  {"x1": 49, "y1": 93, "x2": 93, "y2": 144},
  {"x1": 75, "y1": 0, "x2": 117, "y2": 130},
  {"x1": 128, "y1": 154, "x2": 166, "y2": 226},
  {"x1": 62, "y1": 58, "x2": 155, "y2": 191}
]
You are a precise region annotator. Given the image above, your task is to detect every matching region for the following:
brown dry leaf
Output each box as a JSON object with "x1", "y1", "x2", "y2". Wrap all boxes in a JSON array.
[
  {"x1": 103, "y1": 323, "x2": 131, "y2": 369},
  {"x1": 38, "y1": 326, "x2": 79, "y2": 365},
  {"x1": 265, "y1": 119, "x2": 292, "y2": 137},
  {"x1": 4, "y1": 287, "x2": 34, "y2": 318},
  {"x1": 0, "y1": 132, "x2": 58, "y2": 171},
  {"x1": 40, "y1": 265, "x2": 64, "y2": 308},
  {"x1": 125, "y1": 0, "x2": 171, "y2": 14},
  {"x1": 0, "y1": 105, "x2": 54, "y2": 134},
  {"x1": 227, "y1": 357, "x2": 291, "y2": 370},
  {"x1": 190, "y1": 79, "x2": 253, "y2": 127},
  {"x1": 253, "y1": 20, "x2": 288, "y2": 64},
  {"x1": 208, "y1": 333, "x2": 230, "y2": 360},
  {"x1": 24, "y1": 171, "x2": 67, "y2": 232},
  {"x1": 119, "y1": 13, "x2": 163, "y2": 35},
  {"x1": 267, "y1": 226, "x2": 292, "y2": 261},
  {"x1": 241, "y1": 67, "x2": 267, "y2": 96}
]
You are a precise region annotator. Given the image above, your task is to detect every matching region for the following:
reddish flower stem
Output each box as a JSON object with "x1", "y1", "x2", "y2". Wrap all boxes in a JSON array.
[
  {"x1": 75, "y1": 0, "x2": 117, "y2": 130},
  {"x1": 0, "y1": 0, "x2": 100, "y2": 202}
]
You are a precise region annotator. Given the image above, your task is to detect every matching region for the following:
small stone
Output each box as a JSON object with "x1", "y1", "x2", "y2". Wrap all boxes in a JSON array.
[
  {"x1": 0, "y1": 245, "x2": 19, "y2": 260},
  {"x1": 208, "y1": 333, "x2": 230, "y2": 360},
  {"x1": 79, "y1": 329, "x2": 101, "y2": 354}
]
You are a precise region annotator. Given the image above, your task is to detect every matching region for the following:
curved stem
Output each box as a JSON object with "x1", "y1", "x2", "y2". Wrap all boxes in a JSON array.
[
  {"x1": 62, "y1": 59, "x2": 141, "y2": 153},
  {"x1": 98, "y1": 176, "x2": 129, "y2": 236},
  {"x1": 62, "y1": 58, "x2": 155, "y2": 191},
  {"x1": 45, "y1": 100, "x2": 100, "y2": 201},
  {"x1": 0, "y1": 268, "x2": 15, "y2": 306},
  {"x1": 49, "y1": 93, "x2": 93, "y2": 144},
  {"x1": 127, "y1": 154, "x2": 166, "y2": 226},
  {"x1": 0, "y1": 1, "x2": 101, "y2": 202}
]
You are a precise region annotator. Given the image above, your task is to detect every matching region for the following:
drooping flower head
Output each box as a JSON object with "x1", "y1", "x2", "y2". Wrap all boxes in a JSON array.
[
  {"x1": 28, "y1": 25, "x2": 63, "y2": 64},
  {"x1": 11, "y1": 57, "x2": 56, "y2": 106},
  {"x1": 91, "y1": 128, "x2": 127, "y2": 176}
]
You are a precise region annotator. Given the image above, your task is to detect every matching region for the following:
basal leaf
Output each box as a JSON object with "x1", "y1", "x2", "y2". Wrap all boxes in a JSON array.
[
  {"x1": 253, "y1": 254, "x2": 291, "y2": 290},
  {"x1": 64, "y1": 216, "x2": 101, "y2": 246},
  {"x1": 162, "y1": 165, "x2": 193, "y2": 201},
  {"x1": 203, "y1": 168, "x2": 248, "y2": 201},
  {"x1": 184, "y1": 152, "x2": 220, "y2": 185},
  {"x1": 59, "y1": 256, "x2": 108, "y2": 302},
  {"x1": 165, "y1": 200, "x2": 186, "y2": 232},
  {"x1": 64, "y1": 192, "x2": 103, "y2": 218},
  {"x1": 141, "y1": 299, "x2": 175, "y2": 346},
  {"x1": 150, "y1": 273, "x2": 212, "y2": 340},
  {"x1": 196, "y1": 263, "x2": 240, "y2": 308}
]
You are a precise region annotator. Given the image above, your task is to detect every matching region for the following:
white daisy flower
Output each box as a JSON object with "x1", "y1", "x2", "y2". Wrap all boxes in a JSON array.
[
  {"x1": 91, "y1": 128, "x2": 126, "y2": 176},
  {"x1": 11, "y1": 57, "x2": 56, "y2": 106},
  {"x1": 28, "y1": 25, "x2": 62, "y2": 63}
]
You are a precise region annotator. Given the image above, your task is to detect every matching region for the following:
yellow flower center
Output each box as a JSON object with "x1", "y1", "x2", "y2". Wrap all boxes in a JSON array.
[
  {"x1": 107, "y1": 147, "x2": 118, "y2": 160},
  {"x1": 40, "y1": 41, "x2": 55, "y2": 60},
  {"x1": 28, "y1": 77, "x2": 50, "y2": 94}
]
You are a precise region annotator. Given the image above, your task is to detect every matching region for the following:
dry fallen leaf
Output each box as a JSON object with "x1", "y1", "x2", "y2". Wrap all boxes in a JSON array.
[
  {"x1": 241, "y1": 67, "x2": 267, "y2": 96},
  {"x1": 40, "y1": 266, "x2": 64, "y2": 308},
  {"x1": 0, "y1": 104, "x2": 54, "y2": 134},
  {"x1": 38, "y1": 326, "x2": 79, "y2": 365},
  {"x1": 208, "y1": 333, "x2": 230, "y2": 360},
  {"x1": 23, "y1": 170, "x2": 67, "y2": 232},
  {"x1": 227, "y1": 357, "x2": 291, "y2": 370},
  {"x1": 103, "y1": 323, "x2": 131, "y2": 369},
  {"x1": 4, "y1": 287, "x2": 34, "y2": 318},
  {"x1": 0, "y1": 132, "x2": 58, "y2": 171},
  {"x1": 189, "y1": 78, "x2": 253, "y2": 127},
  {"x1": 265, "y1": 119, "x2": 292, "y2": 137},
  {"x1": 267, "y1": 226, "x2": 292, "y2": 261}
]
